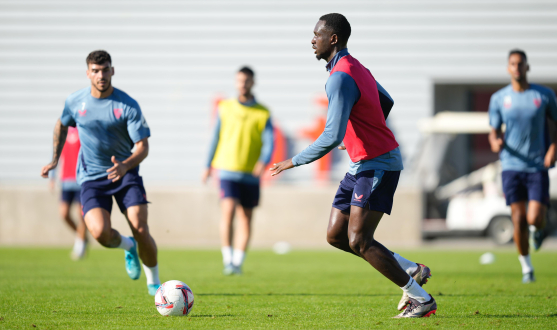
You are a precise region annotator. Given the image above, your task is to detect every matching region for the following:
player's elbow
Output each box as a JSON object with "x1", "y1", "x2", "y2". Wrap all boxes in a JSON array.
[{"x1": 332, "y1": 137, "x2": 344, "y2": 147}]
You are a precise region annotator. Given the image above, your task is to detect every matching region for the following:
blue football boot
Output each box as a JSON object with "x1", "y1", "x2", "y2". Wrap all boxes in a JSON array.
[
  {"x1": 529, "y1": 225, "x2": 546, "y2": 252},
  {"x1": 522, "y1": 271, "x2": 535, "y2": 284},
  {"x1": 124, "y1": 237, "x2": 141, "y2": 280},
  {"x1": 147, "y1": 283, "x2": 161, "y2": 296}
]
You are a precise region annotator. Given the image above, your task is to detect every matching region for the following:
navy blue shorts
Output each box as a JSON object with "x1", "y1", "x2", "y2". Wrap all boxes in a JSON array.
[
  {"x1": 502, "y1": 170, "x2": 550, "y2": 207},
  {"x1": 80, "y1": 168, "x2": 149, "y2": 216},
  {"x1": 220, "y1": 179, "x2": 260, "y2": 208},
  {"x1": 332, "y1": 170, "x2": 400, "y2": 215},
  {"x1": 61, "y1": 189, "x2": 81, "y2": 204}
]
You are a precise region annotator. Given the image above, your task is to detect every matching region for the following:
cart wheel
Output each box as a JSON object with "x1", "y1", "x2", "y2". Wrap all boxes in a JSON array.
[{"x1": 488, "y1": 216, "x2": 514, "y2": 245}]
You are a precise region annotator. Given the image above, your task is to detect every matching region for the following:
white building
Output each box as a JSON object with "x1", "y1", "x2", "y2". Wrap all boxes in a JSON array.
[{"x1": 2, "y1": 0, "x2": 557, "y2": 185}]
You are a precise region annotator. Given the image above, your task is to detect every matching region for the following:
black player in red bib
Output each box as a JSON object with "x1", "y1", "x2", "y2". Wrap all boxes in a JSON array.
[{"x1": 270, "y1": 13, "x2": 437, "y2": 318}]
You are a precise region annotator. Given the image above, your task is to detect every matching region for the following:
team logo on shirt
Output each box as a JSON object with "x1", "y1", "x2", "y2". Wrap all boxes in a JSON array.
[
  {"x1": 503, "y1": 96, "x2": 512, "y2": 109},
  {"x1": 533, "y1": 98, "x2": 541, "y2": 107},
  {"x1": 354, "y1": 193, "x2": 363, "y2": 201},
  {"x1": 114, "y1": 108, "x2": 123, "y2": 119},
  {"x1": 78, "y1": 102, "x2": 87, "y2": 116}
]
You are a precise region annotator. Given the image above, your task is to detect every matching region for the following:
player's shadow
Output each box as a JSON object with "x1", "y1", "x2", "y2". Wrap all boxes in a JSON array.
[
  {"x1": 198, "y1": 293, "x2": 398, "y2": 297},
  {"x1": 189, "y1": 314, "x2": 234, "y2": 318},
  {"x1": 442, "y1": 313, "x2": 557, "y2": 319}
]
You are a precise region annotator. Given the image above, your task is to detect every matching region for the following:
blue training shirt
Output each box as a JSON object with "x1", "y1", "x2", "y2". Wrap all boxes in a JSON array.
[
  {"x1": 60, "y1": 87, "x2": 151, "y2": 184},
  {"x1": 489, "y1": 84, "x2": 557, "y2": 173},
  {"x1": 292, "y1": 48, "x2": 403, "y2": 175}
]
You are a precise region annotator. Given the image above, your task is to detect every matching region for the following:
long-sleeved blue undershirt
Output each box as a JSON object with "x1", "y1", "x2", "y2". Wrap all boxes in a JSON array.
[
  {"x1": 292, "y1": 48, "x2": 403, "y2": 175},
  {"x1": 206, "y1": 98, "x2": 274, "y2": 184}
]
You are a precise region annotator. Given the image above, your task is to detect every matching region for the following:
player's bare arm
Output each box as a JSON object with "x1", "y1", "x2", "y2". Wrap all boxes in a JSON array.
[
  {"x1": 544, "y1": 118, "x2": 557, "y2": 168},
  {"x1": 488, "y1": 128, "x2": 504, "y2": 153},
  {"x1": 107, "y1": 137, "x2": 149, "y2": 182},
  {"x1": 41, "y1": 119, "x2": 68, "y2": 178},
  {"x1": 252, "y1": 161, "x2": 267, "y2": 178}
]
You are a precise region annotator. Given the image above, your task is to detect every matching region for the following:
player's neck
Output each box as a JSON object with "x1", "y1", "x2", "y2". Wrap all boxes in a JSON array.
[
  {"x1": 90, "y1": 85, "x2": 114, "y2": 99},
  {"x1": 238, "y1": 94, "x2": 253, "y2": 104},
  {"x1": 325, "y1": 46, "x2": 345, "y2": 63},
  {"x1": 511, "y1": 79, "x2": 529, "y2": 92}
]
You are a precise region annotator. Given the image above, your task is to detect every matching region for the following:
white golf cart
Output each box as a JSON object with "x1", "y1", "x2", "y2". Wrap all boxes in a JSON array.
[{"x1": 411, "y1": 112, "x2": 557, "y2": 244}]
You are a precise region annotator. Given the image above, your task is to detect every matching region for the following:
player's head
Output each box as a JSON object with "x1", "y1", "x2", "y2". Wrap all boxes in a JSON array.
[
  {"x1": 236, "y1": 66, "x2": 255, "y2": 98},
  {"x1": 507, "y1": 49, "x2": 529, "y2": 82},
  {"x1": 86, "y1": 50, "x2": 114, "y2": 93},
  {"x1": 312, "y1": 13, "x2": 351, "y2": 61}
]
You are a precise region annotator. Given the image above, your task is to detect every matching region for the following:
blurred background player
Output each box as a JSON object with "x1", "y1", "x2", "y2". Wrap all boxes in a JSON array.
[
  {"x1": 271, "y1": 14, "x2": 436, "y2": 318},
  {"x1": 202, "y1": 66, "x2": 274, "y2": 275},
  {"x1": 488, "y1": 49, "x2": 557, "y2": 283},
  {"x1": 49, "y1": 126, "x2": 87, "y2": 260},
  {"x1": 40, "y1": 50, "x2": 161, "y2": 295}
]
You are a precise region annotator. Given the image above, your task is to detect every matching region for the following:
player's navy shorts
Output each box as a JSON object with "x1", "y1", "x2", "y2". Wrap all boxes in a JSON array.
[
  {"x1": 332, "y1": 170, "x2": 400, "y2": 215},
  {"x1": 502, "y1": 170, "x2": 550, "y2": 207},
  {"x1": 80, "y1": 167, "x2": 148, "y2": 216},
  {"x1": 220, "y1": 179, "x2": 260, "y2": 208},
  {"x1": 61, "y1": 188, "x2": 81, "y2": 204}
]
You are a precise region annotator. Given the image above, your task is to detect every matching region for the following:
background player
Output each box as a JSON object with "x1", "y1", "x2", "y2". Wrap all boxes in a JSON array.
[
  {"x1": 49, "y1": 126, "x2": 87, "y2": 260},
  {"x1": 270, "y1": 14, "x2": 436, "y2": 318},
  {"x1": 488, "y1": 49, "x2": 557, "y2": 283},
  {"x1": 202, "y1": 66, "x2": 274, "y2": 275},
  {"x1": 40, "y1": 50, "x2": 161, "y2": 295}
]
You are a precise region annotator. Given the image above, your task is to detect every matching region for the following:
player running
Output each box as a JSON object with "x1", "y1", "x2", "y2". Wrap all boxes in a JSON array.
[
  {"x1": 488, "y1": 49, "x2": 557, "y2": 283},
  {"x1": 202, "y1": 66, "x2": 274, "y2": 275},
  {"x1": 40, "y1": 50, "x2": 161, "y2": 295},
  {"x1": 49, "y1": 126, "x2": 87, "y2": 260},
  {"x1": 270, "y1": 14, "x2": 436, "y2": 318}
]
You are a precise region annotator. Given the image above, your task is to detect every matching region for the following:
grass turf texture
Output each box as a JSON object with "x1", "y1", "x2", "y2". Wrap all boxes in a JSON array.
[{"x1": 0, "y1": 249, "x2": 556, "y2": 329}]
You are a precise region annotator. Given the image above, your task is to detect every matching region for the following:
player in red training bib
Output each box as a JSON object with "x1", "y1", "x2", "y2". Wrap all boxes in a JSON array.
[
  {"x1": 50, "y1": 126, "x2": 87, "y2": 259},
  {"x1": 270, "y1": 14, "x2": 436, "y2": 318}
]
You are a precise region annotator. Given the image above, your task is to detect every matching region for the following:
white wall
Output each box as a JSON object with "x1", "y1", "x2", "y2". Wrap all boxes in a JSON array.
[{"x1": 2, "y1": 0, "x2": 557, "y2": 184}]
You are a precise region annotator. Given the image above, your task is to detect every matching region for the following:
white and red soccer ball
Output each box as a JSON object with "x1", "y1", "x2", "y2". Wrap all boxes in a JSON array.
[{"x1": 155, "y1": 280, "x2": 194, "y2": 316}]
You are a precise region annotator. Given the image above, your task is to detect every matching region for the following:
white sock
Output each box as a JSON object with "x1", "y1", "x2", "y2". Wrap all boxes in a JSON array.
[
  {"x1": 72, "y1": 237, "x2": 86, "y2": 256},
  {"x1": 518, "y1": 255, "x2": 534, "y2": 274},
  {"x1": 232, "y1": 249, "x2": 245, "y2": 267},
  {"x1": 401, "y1": 278, "x2": 429, "y2": 303},
  {"x1": 142, "y1": 264, "x2": 161, "y2": 285},
  {"x1": 222, "y1": 246, "x2": 232, "y2": 266},
  {"x1": 392, "y1": 252, "x2": 418, "y2": 275},
  {"x1": 117, "y1": 235, "x2": 134, "y2": 251}
]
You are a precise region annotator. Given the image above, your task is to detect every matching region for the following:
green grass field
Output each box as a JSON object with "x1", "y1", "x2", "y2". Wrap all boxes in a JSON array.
[{"x1": 0, "y1": 248, "x2": 556, "y2": 329}]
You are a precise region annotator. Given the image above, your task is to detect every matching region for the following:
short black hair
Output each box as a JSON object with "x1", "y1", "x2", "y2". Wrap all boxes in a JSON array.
[
  {"x1": 86, "y1": 50, "x2": 112, "y2": 66},
  {"x1": 509, "y1": 49, "x2": 527, "y2": 62},
  {"x1": 319, "y1": 13, "x2": 351, "y2": 46},
  {"x1": 238, "y1": 66, "x2": 254, "y2": 77}
]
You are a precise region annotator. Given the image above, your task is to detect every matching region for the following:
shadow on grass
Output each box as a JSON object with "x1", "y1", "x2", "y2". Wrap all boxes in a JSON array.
[
  {"x1": 198, "y1": 293, "x2": 399, "y2": 297},
  {"x1": 439, "y1": 313, "x2": 557, "y2": 319},
  {"x1": 189, "y1": 314, "x2": 234, "y2": 318},
  {"x1": 198, "y1": 293, "x2": 552, "y2": 298}
]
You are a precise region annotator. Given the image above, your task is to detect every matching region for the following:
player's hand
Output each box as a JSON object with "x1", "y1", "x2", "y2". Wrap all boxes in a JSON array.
[
  {"x1": 545, "y1": 144, "x2": 556, "y2": 168},
  {"x1": 490, "y1": 138, "x2": 504, "y2": 153},
  {"x1": 269, "y1": 158, "x2": 294, "y2": 176},
  {"x1": 106, "y1": 156, "x2": 129, "y2": 182},
  {"x1": 40, "y1": 162, "x2": 57, "y2": 178},
  {"x1": 252, "y1": 161, "x2": 266, "y2": 178},
  {"x1": 201, "y1": 168, "x2": 212, "y2": 184},
  {"x1": 338, "y1": 145, "x2": 346, "y2": 150}
]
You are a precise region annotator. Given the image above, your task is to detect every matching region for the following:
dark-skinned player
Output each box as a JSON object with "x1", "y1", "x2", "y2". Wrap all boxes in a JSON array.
[{"x1": 270, "y1": 14, "x2": 436, "y2": 318}]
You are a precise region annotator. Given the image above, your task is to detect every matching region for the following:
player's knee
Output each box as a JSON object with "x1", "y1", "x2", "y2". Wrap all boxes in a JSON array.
[
  {"x1": 131, "y1": 222, "x2": 149, "y2": 237},
  {"x1": 348, "y1": 235, "x2": 365, "y2": 255},
  {"x1": 326, "y1": 231, "x2": 343, "y2": 247},
  {"x1": 92, "y1": 228, "x2": 112, "y2": 246}
]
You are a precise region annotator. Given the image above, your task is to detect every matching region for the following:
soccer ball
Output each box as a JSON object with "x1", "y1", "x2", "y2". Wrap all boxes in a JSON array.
[{"x1": 155, "y1": 280, "x2": 194, "y2": 316}]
